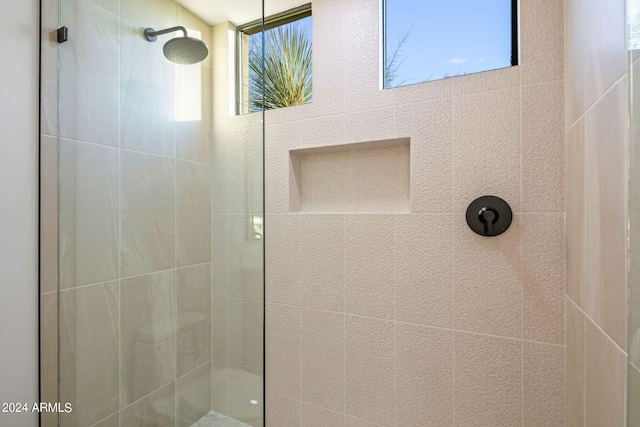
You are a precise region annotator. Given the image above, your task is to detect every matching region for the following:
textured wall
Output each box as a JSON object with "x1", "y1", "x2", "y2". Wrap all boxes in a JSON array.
[
  {"x1": 40, "y1": 0, "x2": 214, "y2": 425},
  {"x1": 218, "y1": 0, "x2": 565, "y2": 425},
  {"x1": 564, "y1": 0, "x2": 629, "y2": 425}
]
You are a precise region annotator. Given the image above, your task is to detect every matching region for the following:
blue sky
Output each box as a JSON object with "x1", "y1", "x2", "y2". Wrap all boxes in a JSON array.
[{"x1": 385, "y1": 0, "x2": 513, "y2": 86}]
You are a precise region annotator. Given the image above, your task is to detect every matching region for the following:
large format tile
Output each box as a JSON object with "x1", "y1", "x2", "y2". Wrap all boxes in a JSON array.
[
  {"x1": 120, "y1": 150, "x2": 176, "y2": 278},
  {"x1": 519, "y1": 0, "x2": 564, "y2": 85},
  {"x1": 177, "y1": 362, "x2": 211, "y2": 427},
  {"x1": 394, "y1": 214, "x2": 452, "y2": 328},
  {"x1": 565, "y1": 0, "x2": 586, "y2": 127},
  {"x1": 585, "y1": 319, "x2": 626, "y2": 427},
  {"x1": 452, "y1": 88, "x2": 521, "y2": 214},
  {"x1": 228, "y1": 126, "x2": 263, "y2": 214},
  {"x1": 521, "y1": 81, "x2": 565, "y2": 213},
  {"x1": 40, "y1": 136, "x2": 58, "y2": 294},
  {"x1": 211, "y1": 294, "x2": 228, "y2": 377},
  {"x1": 176, "y1": 63, "x2": 212, "y2": 163},
  {"x1": 300, "y1": 309, "x2": 345, "y2": 412},
  {"x1": 395, "y1": 323, "x2": 453, "y2": 426},
  {"x1": 120, "y1": 271, "x2": 176, "y2": 406},
  {"x1": 177, "y1": 160, "x2": 211, "y2": 267},
  {"x1": 453, "y1": 215, "x2": 521, "y2": 338},
  {"x1": 566, "y1": 298, "x2": 585, "y2": 427},
  {"x1": 211, "y1": 214, "x2": 229, "y2": 296},
  {"x1": 566, "y1": 119, "x2": 586, "y2": 308},
  {"x1": 265, "y1": 214, "x2": 300, "y2": 305},
  {"x1": 302, "y1": 403, "x2": 345, "y2": 427},
  {"x1": 120, "y1": 18, "x2": 176, "y2": 156},
  {"x1": 583, "y1": 0, "x2": 627, "y2": 108},
  {"x1": 344, "y1": 215, "x2": 394, "y2": 319},
  {"x1": 265, "y1": 123, "x2": 299, "y2": 213},
  {"x1": 176, "y1": 263, "x2": 211, "y2": 376},
  {"x1": 59, "y1": 140, "x2": 119, "y2": 288},
  {"x1": 121, "y1": 382, "x2": 176, "y2": 427},
  {"x1": 266, "y1": 303, "x2": 301, "y2": 399},
  {"x1": 584, "y1": 77, "x2": 628, "y2": 350},
  {"x1": 310, "y1": 0, "x2": 345, "y2": 116},
  {"x1": 450, "y1": 66, "x2": 520, "y2": 96},
  {"x1": 228, "y1": 214, "x2": 264, "y2": 300},
  {"x1": 266, "y1": 393, "x2": 301, "y2": 427},
  {"x1": 92, "y1": 413, "x2": 119, "y2": 427},
  {"x1": 40, "y1": 292, "x2": 58, "y2": 427},
  {"x1": 395, "y1": 98, "x2": 452, "y2": 213},
  {"x1": 120, "y1": 0, "x2": 176, "y2": 29},
  {"x1": 59, "y1": 0, "x2": 120, "y2": 147},
  {"x1": 344, "y1": 316, "x2": 394, "y2": 425},
  {"x1": 174, "y1": 9, "x2": 213, "y2": 161},
  {"x1": 629, "y1": 364, "x2": 640, "y2": 427},
  {"x1": 211, "y1": 371, "x2": 229, "y2": 416},
  {"x1": 211, "y1": 131, "x2": 230, "y2": 214},
  {"x1": 522, "y1": 214, "x2": 565, "y2": 345},
  {"x1": 59, "y1": 282, "x2": 120, "y2": 426},
  {"x1": 228, "y1": 297, "x2": 264, "y2": 387},
  {"x1": 341, "y1": 4, "x2": 394, "y2": 113},
  {"x1": 40, "y1": 0, "x2": 59, "y2": 138},
  {"x1": 523, "y1": 342, "x2": 565, "y2": 426},
  {"x1": 453, "y1": 332, "x2": 522, "y2": 427},
  {"x1": 300, "y1": 215, "x2": 345, "y2": 312}
]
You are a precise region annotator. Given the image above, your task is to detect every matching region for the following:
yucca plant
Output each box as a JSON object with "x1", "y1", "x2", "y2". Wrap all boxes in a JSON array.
[{"x1": 247, "y1": 24, "x2": 313, "y2": 112}]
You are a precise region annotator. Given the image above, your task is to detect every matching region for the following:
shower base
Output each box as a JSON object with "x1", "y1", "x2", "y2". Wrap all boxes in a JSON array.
[{"x1": 191, "y1": 410, "x2": 254, "y2": 427}]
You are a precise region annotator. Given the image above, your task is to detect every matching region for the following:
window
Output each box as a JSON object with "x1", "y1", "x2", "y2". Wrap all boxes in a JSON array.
[
  {"x1": 383, "y1": 0, "x2": 518, "y2": 88},
  {"x1": 237, "y1": 5, "x2": 313, "y2": 114}
]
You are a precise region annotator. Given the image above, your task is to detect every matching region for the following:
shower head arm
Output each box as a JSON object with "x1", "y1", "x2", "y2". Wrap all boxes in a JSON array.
[{"x1": 144, "y1": 26, "x2": 188, "y2": 42}]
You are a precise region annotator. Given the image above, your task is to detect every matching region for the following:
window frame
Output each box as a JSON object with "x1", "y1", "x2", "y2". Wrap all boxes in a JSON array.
[
  {"x1": 236, "y1": 4, "x2": 313, "y2": 114},
  {"x1": 380, "y1": 0, "x2": 520, "y2": 89}
]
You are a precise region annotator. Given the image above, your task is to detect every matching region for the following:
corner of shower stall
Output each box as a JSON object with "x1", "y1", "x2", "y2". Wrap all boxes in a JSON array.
[{"x1": 39, "y1": 0, "x2": 265, "y2": 425}]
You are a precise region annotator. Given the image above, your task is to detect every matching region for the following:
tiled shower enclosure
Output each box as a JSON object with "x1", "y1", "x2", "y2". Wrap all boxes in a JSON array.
[{"x1": 39, "y1": 0, "x2": 580, "y2": 425}]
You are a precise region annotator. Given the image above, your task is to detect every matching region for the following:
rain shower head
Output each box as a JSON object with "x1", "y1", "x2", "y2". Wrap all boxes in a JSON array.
[{"x1": 144, "y1": 26, "x2": 209, "y2": 65}]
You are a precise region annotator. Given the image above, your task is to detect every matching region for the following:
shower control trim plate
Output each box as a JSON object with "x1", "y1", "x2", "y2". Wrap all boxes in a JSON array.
[{"x1": 465, "y1": 195, "x2": 512, "y2": 237}]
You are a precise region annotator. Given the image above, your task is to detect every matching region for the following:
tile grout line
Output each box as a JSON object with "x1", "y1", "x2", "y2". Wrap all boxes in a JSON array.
[
  {"x1": 569, "y1": 71, "x2": 629, "y2": 131},
  {"x1": 519, "y1": 65, "x2": 525, "y2": 427},
  {"x1": 299, "y1": 213, "x2": 303, "y2": 427},
  {"x1": 57, "y1": 136, "x2": 212, "y2": 166},
  {"x1": 342, "y1": 214, "x2": 347, "y2": 419},
  {"x1": 393, "y1": 216, "x2": 398, "y2": 427},
  {"x1": 174, "y1": 130, "x2": 178, "y2": 427},
  {"x1": 268, "y1": 301, "x2": 566, "y2": 347},
  {"x1": 450, "y1": 95, "x2": 455, "y2": 426},
  {"x1": 118, "y1": 11, "x2": 122, "y2": 423},
  {"x1": 567, "y1": 295, "x2": 628, "y2": 356},
  {"x1": 61, "y1": 261, "x2": 212, "y2": 292}
]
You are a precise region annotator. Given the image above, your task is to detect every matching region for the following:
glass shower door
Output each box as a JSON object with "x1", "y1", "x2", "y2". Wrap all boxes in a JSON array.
[
  {"x1": 55, "y1": 0, "x2": 264, "y2": 425},
  {"x1": 630, "y1": 50, "x2": 640, "y2": 426}
]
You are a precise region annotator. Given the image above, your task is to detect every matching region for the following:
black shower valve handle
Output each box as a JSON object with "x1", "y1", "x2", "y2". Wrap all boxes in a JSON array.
[
  {"x1": 478, "y1": 207, "x2": 497, "y2": 235},
  {"x1": 466, "y1": 196, "x2": 512, "y2": 237}
]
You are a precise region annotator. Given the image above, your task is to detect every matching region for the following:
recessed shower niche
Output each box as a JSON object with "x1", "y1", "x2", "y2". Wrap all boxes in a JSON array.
[{"x1": 290, "y1": 138, "x2": 410, "y2": 212}]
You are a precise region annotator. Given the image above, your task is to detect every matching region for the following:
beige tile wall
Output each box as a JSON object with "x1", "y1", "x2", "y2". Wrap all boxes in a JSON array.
[
  {"x1": 41, "y1": 0, "x2": 215, "y2": 425},
  {"x1": 564, "y1": 0, "x2": 629, "y2": 425},
  {"x1": 211, "y1": 0, "x2": 566, "y2": 424}
]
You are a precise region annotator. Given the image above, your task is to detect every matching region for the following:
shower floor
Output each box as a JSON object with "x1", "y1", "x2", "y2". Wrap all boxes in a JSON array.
[{"x1": 191, "y1": 411, "x2": 254, "y2": 427}]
